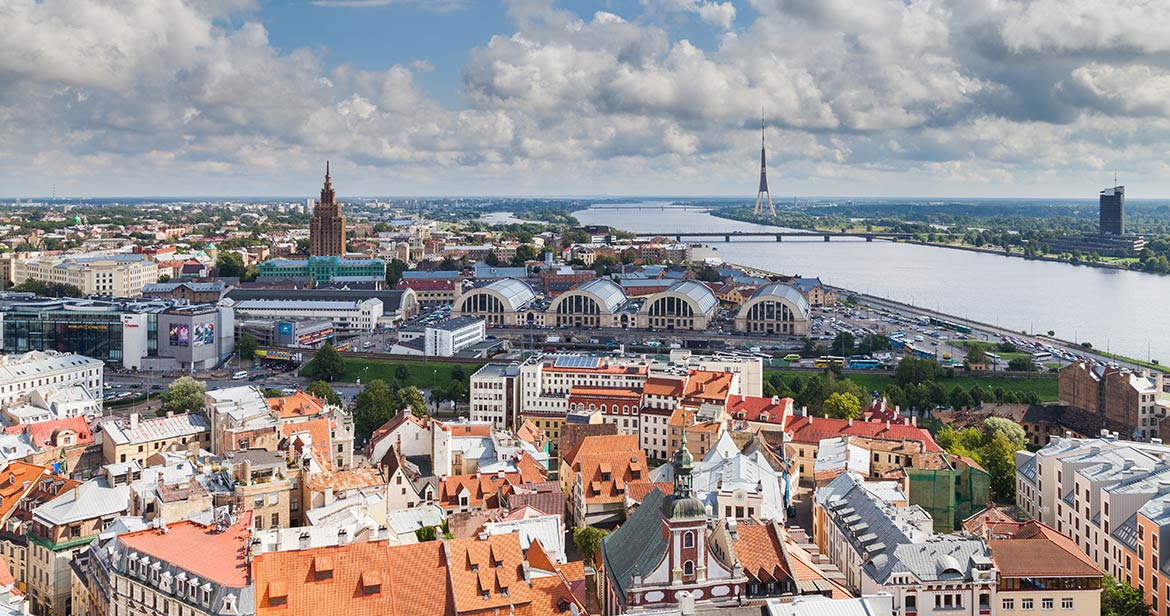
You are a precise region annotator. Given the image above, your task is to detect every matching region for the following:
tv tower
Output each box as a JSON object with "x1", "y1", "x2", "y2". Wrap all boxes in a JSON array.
[{"x1": 753, "y1": 115, "x2": 776, "y2": 217}]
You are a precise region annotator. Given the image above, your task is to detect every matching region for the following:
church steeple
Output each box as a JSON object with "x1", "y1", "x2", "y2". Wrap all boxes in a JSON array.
[{"x1": 672, "y1": 427, "x2": 695, "y2": 499}]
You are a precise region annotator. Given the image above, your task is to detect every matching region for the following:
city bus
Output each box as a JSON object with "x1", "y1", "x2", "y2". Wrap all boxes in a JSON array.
[
  {"x1": 848, "y1": 358, "x2": 882, "y2": 369},
  {"x1": 1032, "y1": 352, "x2": 1053, "y2": 363},
  {"x1": 985, "y1": 352, "x2": 1001, "y2": 364},
  {"x1": 815, "y1": 356, "x2": 846, "y2": 368}
]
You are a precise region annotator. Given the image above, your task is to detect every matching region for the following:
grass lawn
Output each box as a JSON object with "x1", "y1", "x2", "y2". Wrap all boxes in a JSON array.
[
  {"x1": 765, "y1": 369, "x2": 1060, "y2": 402},
  {"x1": 340, "y1": 357, "x2": 485, "y2": 389}
]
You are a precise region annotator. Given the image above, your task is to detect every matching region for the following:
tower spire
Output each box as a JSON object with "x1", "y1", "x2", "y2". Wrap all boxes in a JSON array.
[
  {"x1": 753, "y1": 113, "x2": 776, "y2": 217},
  {"x1": 326, "y1": 160, "x2": 331, "y2": 181}
]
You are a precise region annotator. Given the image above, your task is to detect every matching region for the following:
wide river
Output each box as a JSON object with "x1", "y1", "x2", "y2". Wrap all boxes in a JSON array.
[{"x1": 574, "y1": 202, "x2": 1168, "y2": 360}]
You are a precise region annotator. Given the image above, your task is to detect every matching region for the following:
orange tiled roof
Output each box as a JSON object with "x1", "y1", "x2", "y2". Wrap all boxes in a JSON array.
[
  {"x1": 5, "y1": 416, "x2": 95, "y2": 449},
  {"x1": 283, "y1": 417, "x2": 334, "y2": 471},
  {"x1": 733, "y1": 523, "x2": 790, "y2": 584},
  {"x1": 306, "y1": 467, "x2": 384, "y2": 493},
  {"x1": 0, "y1": 462, "x2": 47, "y2": 523},
  {"x1": 119, "y1": 510, "x2": 253, "y2": 587},
  {"x1": 568, "y1": 440, "x2": 648, "y2": 506},
  {"x1": 567, "y1": 386, "x2": 643, "y2": 400},
  {"x1": 561, "y1": 434, "x2": 638, "y2": 466},
  {"x1": 515, "y1": 420, "x2": 546, "y2": 449},
  {"x1": 728, "y1": 395, "x2": 793, "y2": 424},
  {"x1": 268, "y1": 391, "x2": 326, "y2": 419},
  {"x1": 439, "y1": 472, "x2": 523, "y2": 510},
  {"x1": 784, "y1": 416, "x2": 942, "y2": 452},
  {"x1": 683, "y1": 370, "x2": 734, "y2": 403},
  {"x1": 989, "y1": 520, "x2": 1101, "y2": 578},
  {"x1": 626, "y1": 481, "x2": 673, "y2": 504},
  {"x1": 436, "y1": 420, "x2": 492, "y2": 437},
  {"x1": 643, "y1": 376, "x2": 685, "y2": 397}
]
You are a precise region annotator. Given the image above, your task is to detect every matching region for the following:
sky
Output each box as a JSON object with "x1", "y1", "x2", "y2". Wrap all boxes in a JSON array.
[{"x1": 3, "y1": 0, "x2": 1170, "y2": 199}]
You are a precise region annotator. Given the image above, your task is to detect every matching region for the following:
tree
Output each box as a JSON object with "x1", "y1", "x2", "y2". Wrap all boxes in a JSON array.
[
  {"x1": 1007, "y1": 357, "x2": 1036, "y2": 372},
  {"x1": 262, "y1": 388, "x2": 283, "y2": 398},
  {"x1": 235, "y1": 333, "x2": 258, "y2": 361},
  {"x1": 831, "y1": 331, "x2": 855, "y2": 357},
  {"x1": 983, "y1": 430, "x2": 1020, "y2": 500},
  {"x1": 302, "y1": 344, "x2": 345, "y2": 381},
  {"x1": 12, "y1": 279, "x2": 82, "y2": 298},
  {"x1": 823, "y1": 392, "x2": 862, "y2": 420},
  {"x1": 572, "y1": 526, "x2": 609, "y2": 567},
  {"x1": 984, "y1": 417, "x2": 1027, "y2": 448},
  {"x1": 385, "y1": 258, "x2": 408, "y2": 285},
  {"x1": 397, "y1": 385, "x2": 428, "y2": 418},
  {"x1": 295, "y1": 238, "x2": 311, "y2": 255},
  {"x1": 161, "y1": 377, "x2": 206, "y2": 416},
  {"x1": 415, "y1": 525, "x2": 438, "y2": 542},
  {"x1": 796, "y1": 375, "x2": 825, "y2": 413},
  {"x1": 1102, "y1": 575, "x2": 1153, "y2": 616},
  {"x1": 964, "y1": 344, "x2": 989, "y2": 366},
  {"x1": 484, "y1": 252, "x2": 500, "y2": 266},
  {"x1": 306, "y1": 380, "x2": 341, "y2": 406},
  {"x1": 512, "y1": 244, "x2": 538, "y2": 266},
  {"x1": 949, "y1": 385, "x2": 973, "y2": 409},
  {"x1": 450, "y1": 365, "x2": 466, "y2": 382},
  {"x1": 395, "y1": 364, "x2": 411, "y2": 381},
  {"x1": 353, "y1": 379, "x2": 398, "y2": 439},
  {"x1": 883, "y1": 384, "x2": 906, "y2": 409},
  {"x1": 215, "y1": 252, "x2": 246, "y2": 279},
  {"x1": 895, "y1": 357, "x2": 938, "y2": 386}
]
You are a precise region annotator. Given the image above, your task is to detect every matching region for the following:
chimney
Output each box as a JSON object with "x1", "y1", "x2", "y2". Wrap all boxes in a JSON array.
[
  {"x1": 299, "y1": 531, "x2": 312, "y2": 550},
  {"x1": 910, "y1": 416, "x2": 917, "y2": 426},
  {"x1": 337, "y1": 528, "x2": 349, "y2": 545},
  {"x1": 679, "y1": 591, "x2": 696, "y2": 616},
  {"x1": 847, "y1": 419, "x2": 853, "y2": 427},
  {"x1": 130, "y1": 413, "x2": 139, "y2": 430}
]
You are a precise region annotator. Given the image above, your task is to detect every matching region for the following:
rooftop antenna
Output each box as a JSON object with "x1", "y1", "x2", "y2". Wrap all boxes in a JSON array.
[{"x1": 1114, "y1": 171, "x2": 1118, "y2": 188}]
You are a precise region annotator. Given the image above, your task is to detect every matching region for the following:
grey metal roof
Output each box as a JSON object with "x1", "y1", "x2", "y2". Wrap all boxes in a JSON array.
[
  {"x1": 564, "y1": 278, "x2": 627, "y2": 313},
  {"x1": 1111, "y1": 512, "x2": 1139, "y2": 551},
  {"x1": 602, "y1": 488, "x2": 669, "y2": 606},
  {"x1": 34, "y1": 477, "x2": 129, "y2": 526},
  {"x1": 652, "y1": 280, "x2": 718, "y2": 315},
  {"x1": 748, "y1": 283, "x2": 811, "y2": 316},
  {"x1": 481, "y1": 278, "x2": 536, "y2": 311}
]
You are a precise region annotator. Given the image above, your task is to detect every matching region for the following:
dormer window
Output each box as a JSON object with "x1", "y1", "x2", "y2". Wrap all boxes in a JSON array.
[
  {"x1": 267, "y1": 582, "x2": 288, "y2": 608},
  {"x1": 313, "y1": 556, "x2": 334, "y2": 581},
  {"x1": 361, "y1": 571, "x2": 382, "y2": 596}
]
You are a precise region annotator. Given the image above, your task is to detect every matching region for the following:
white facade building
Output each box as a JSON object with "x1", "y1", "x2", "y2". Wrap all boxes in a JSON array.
[
  {"x1": 0, "y1": 351, "x2": 103, "y2": 424},
  {"x1": 225, "y1": 298, "x2": 382, "y2": 331}
]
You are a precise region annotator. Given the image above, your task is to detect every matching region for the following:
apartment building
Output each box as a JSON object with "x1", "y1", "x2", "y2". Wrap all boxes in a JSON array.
[
  {"x1": 989, "y1": 521, "x2": 1102, "y2": 616},
  {"x1": 99, "y1": 412, "x2": 211, "y2": 466},
  {"x1": 11, "y1": 253, "x2": 159, "y2": 297},
  {"x1": 0, "y1": 351, "x2": 103, "y2": 424},
  {"x1": 1016, "y1": 434, "x2": 1170, "y2": 613},
  {"x1": 814, "y1": 472, "x2": 997, "y2": 614},
  {"x1": 1060, "y1": 361, "x2": 1170, "y2": 441}
]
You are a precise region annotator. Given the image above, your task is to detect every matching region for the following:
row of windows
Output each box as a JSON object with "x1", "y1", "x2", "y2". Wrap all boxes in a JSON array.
[{"x1": 1001, "y1": 598, "x2": 1075, "y2": 610}]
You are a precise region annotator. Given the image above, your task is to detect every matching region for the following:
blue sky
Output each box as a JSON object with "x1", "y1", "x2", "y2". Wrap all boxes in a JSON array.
[{"x1": 3, "y1": 0, "x2": 1170, "y2": 198}]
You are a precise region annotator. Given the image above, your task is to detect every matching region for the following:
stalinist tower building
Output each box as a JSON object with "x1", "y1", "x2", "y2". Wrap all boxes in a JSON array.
[{"x1": 309, "y1": 161, "x2": 346, "y2": 257}]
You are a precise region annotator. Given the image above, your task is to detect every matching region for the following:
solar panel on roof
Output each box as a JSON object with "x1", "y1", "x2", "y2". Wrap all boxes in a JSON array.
[{"x1": 553, "y1": 355, "x2": 602, "y2": 369}]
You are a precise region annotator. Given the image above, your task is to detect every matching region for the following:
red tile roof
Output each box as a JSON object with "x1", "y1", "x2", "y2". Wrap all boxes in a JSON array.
[
  {"x1": 5, "y1": 416, "x2": 95, "y2": 449},
  {"x1": 784, "y1": 416, "x2": 942, "y2": 452},
  {"x1": 683, "y1": 370, "x2": 734, "y2": 404},
  {"x1": 643, "y1": 376, "x2": 684, "y2": 397},
  {"x1": 733, "y1": 523, "x2": 790, "y2": 584},
  {"x1": 988, "y1": 520, "x2": 1102, "y2": 578},
  {"x1": 119, "y1": 510, "x2": 253, "y2": 587},
  {"x1": 728, "y1": 395, "x2": 793, "y2": 424},
  {"x1": 0, "y1": 462, "x2": 47, "y2": 523},
  {"x1": 563, "y1": 435, "x2": 647, "y2": 506},
  {"x1": 283, "y1": 417, "x2": 334, "y2": 471},
  {"x1": 269, "y1": 391, "x2": 326, "y2": 419}
]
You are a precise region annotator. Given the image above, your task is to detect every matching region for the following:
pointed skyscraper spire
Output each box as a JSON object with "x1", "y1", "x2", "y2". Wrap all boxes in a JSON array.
[{"x1": 753, "y1": 113, "x2": 776, "y2": 217}]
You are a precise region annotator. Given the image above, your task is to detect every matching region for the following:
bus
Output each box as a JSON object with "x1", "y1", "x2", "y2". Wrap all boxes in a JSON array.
[
  {"x1": 1032, "y1": 352, "x2": 1053, "y2": 363},
  {"x1": 985, "y1": 352, "x2": 1001, "y2": 364},
  {"x1": 848, "y1": 358, "x2": 882, "y2": 369},
  {"x1": 815, "y1": 356, "x2": 846, "y2": 368}
]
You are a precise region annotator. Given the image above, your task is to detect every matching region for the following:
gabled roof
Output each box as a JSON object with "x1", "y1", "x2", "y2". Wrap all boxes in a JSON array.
[
  {"x1": 785, "y1": 416, "x2": 942, "y2": 452},
  {"x1": 988, "y1": 520, "x2": 1101, "y2": 578},
  {"x1": 268, "y1": 392, "x2": 326, "y2": 419},
  {"x1": 732, "y1": 522, "x2": 790, "y2": 584}
]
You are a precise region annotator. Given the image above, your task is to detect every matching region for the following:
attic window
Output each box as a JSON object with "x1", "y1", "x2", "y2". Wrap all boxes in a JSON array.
[
  {"x1": 361, "y1": 571, "x2": 382, "y2": 596},
  {"x1": 268, "y1": 581, "x2": 288, "y2": 607},
  {"x1": 314, "y1": 556, "x2": 334, "y2": 581}
]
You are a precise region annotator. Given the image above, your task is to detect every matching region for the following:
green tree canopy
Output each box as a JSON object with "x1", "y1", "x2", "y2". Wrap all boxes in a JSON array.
[
  {"x1": 823, "y1": 392, "x2": 862, "y2": 420},
  {"x1": 235, "y1": 333, "x2": 258, "y2": 361},
  {"x1": 161, "y1": 376, "x2": 206, "y2": 416},
  {"x1": 397, "y1": 385, "x2": 428, "y2": 418},
  {"x1": 572, "y1": 526, "x2": 609, "y2": 568},
  {"x1": 215, "y1": 252, "x2": 246, "y2": 279},
  {"x1": 1102, "y1": 575, "x2": 1153, "y2": 616},
  {"x1": 353, "y1": 379, "x2": 399, "y2": 440},
  {"x1": 895, "y1": 357, "x2": 939, "y2": 386},
  {"x1": 306, "y1": 380, "x2": 341, "y2": 406},
  {"x1": 984, "y1": 417, "x2": 1027, "y2": 446},
  {"x1": 301, "y1": 344, "x2": 345, "y2": 382},
  {"x1": 964, "y1": 344, "x2": 989, "y2": 366}
]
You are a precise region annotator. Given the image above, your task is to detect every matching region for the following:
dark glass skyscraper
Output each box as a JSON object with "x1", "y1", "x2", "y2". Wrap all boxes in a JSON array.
[{"x1": 1100, "y1": 185, "x2": 1125, "y2": 235}]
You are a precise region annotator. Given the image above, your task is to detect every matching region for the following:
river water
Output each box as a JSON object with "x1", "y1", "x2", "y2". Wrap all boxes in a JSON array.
[{"x1": 573, "y1": 202, "x2": 1168, "y2": 360}]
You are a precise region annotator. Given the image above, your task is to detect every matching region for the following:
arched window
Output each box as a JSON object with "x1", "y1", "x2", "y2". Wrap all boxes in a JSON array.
[
  {"x1": 683, "y1": 531, "x2": 695, "y2": 548},
  {"x1": 683, "y1": 561, "x2": 694, "y2": 577}
]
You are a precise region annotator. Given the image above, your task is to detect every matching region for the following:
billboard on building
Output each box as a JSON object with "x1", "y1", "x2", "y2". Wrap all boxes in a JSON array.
[
  {"x1": 193, "y1": 322, "x2": 215, "y2": 346},
  {"x1": 169, "y1": 323, "x2": 190, "y2": 347}
]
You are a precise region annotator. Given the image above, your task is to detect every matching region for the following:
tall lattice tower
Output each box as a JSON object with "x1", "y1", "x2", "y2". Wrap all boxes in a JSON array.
[{"x1": 753, "y1": 118, "x2": 776, "y2": 217}]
